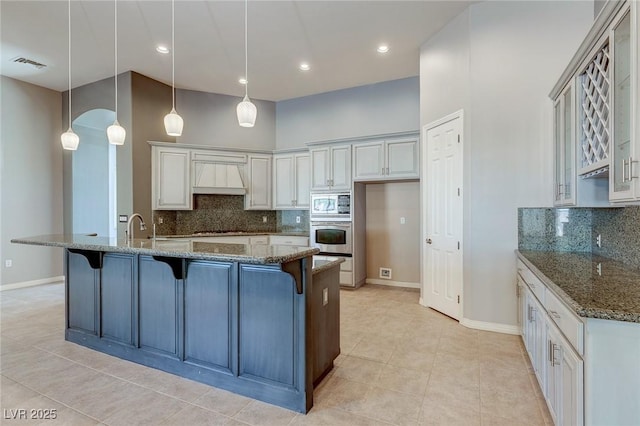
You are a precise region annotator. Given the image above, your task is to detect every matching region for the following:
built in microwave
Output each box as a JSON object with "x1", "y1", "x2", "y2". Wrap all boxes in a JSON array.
[{"x1": 310, "y1": 193, "x2": 351, "y2": 221}]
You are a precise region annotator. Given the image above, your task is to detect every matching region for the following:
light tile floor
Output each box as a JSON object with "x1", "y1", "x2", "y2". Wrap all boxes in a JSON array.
[{"x1": 1, "y1": 283, "x2": 551, "y2": 425}]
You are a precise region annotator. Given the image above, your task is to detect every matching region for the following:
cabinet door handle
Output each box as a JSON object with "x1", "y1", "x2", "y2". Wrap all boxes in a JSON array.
[
  {"x1": 622, "y1": 158, "x2": 629, "y2": 183},
  {"x1": 548, "y1": 339, "x2": 553, "y2": 363},
  {"x1": 386, "y1": 167, "x2": 389, "y2": 175},
  {"x1": 382, "y1": 167, "x2": 385, "y2": 175},
  {"x1": 549, "y1": 310, "x2": 561, "y2": 319},
  {"x1": 552, "y1": 343, "x2": 560, "y2": 366}
]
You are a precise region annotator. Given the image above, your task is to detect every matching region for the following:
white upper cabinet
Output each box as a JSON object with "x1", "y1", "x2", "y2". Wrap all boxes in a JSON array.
[
  {"x1": 609, "y1": 7, "x2": 637, "y2": 201},
  {"x1": 310, "y1": 144, "x2": 351, "y2": 191},
  {"x1": 245, "y1": 154, "x2": 272, "y2": 210},
  {"x1": 353, "y1": 142, "x2": 384, "y2": 180},
  {"x1": 152, "y1": 146, "x2": 192, "y2": 210},
  {"x1": 552, "y1": 0, "x2": 638, "y2": 204},
  {"x1": 353, "y1": 137, "x2": 419, "y2": 181},
  {"x1": 553, "y1": 82, "x2": 577, "y2": 206},
  {"x1": 273, "y1": 152, "x2": 310, "y2": 209}
]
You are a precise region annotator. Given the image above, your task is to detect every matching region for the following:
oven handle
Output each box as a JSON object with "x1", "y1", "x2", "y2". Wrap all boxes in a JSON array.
[{"x1": 311, "y1": 223, "x2": 351, "y2": 228}]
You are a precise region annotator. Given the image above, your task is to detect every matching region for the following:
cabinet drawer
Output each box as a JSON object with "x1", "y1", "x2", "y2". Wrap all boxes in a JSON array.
[
  {"x1": 517, "y1": 260, "x2": 545, "y2": 304},
  {"x1": 545, "y1": 289, "x2": 584, "y2": 356},
  {"x1": 269, "y1": 236, "x2": 309, "y2": 246},
  {"x1": 340, "y1": 257, "x2": 353, "y2": 272},
  {"x1": 340, "y1": 271, "x2": 353, "y2": 286},
  {"x1": 249, "y1": 236, "x2": 269, "y2": 245}
]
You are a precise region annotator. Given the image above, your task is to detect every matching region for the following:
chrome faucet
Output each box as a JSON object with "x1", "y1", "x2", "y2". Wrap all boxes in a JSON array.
[{"x1": 126, "y1": 213, "x2": 147, "y2": 241}]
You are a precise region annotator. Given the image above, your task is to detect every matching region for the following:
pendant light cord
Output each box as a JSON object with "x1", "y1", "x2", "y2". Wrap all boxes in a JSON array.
[
  {"x1": 172, "y1": 0, "x2": 175, "y2": 109},
  {"x1": 244, "y1": 0, "x2": 248, "y2": 98},
  {"x1": 68, "y1": 0, "x2": 72, "y2": 129},
  {"x1": 114, "y1": 0, "x2": 118, "y2": 119}
]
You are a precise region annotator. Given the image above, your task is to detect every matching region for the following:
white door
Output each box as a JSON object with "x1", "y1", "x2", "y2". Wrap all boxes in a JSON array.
[{"x1": 423, "y1": 112, "x2": 463, "y2": 320}]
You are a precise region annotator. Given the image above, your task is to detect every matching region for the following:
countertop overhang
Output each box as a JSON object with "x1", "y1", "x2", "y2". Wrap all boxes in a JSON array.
[
  {"x1": 517, "y1": 250, "x2": 640, "y2": 323},
  {"x1": 12, "y1": 234, "x2": 319, "y2": 265}
]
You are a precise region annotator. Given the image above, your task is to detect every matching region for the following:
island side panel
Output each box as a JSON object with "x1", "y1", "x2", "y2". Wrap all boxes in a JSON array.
[
  {"x1": 66, "y1": 250, "x2": 99, "y2": 335},
  {"x1": 239, "y1": 264, "x2": 297, "y2": 386},
  {"x1": 311, "y1": 264, "x2": 341, "y2": 384},
  {"x1": 184, "y1": 260, "x2": 236, "y2": 373},
  {"x1": 138, "y1": 255, "x2": 180, "y2": 358},
  {"x1": 100, "y1": 253, "x2": 136, "y2": 346}
]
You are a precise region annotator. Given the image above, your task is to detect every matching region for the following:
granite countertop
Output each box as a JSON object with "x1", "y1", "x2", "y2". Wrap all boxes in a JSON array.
[
  {"x1": 160, "y1": 232, "x2": 309, "y2": 238},
  {"x1": 311, "y1": 257, "x2": 344, "y2": 275},
  {"x1": 11, "y1": 234, "x2": 319, "y2": 265},
  {"x1": 517, "y1": 250, "x2": 640, "y2": 323}
]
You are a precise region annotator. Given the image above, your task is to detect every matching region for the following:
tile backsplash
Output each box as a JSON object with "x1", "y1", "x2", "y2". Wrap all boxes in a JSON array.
[
  {"x1": 518, "y1": 206, "x2": 640, "y2": 270},
  {"x1": 153, "y1": 195, "x2": 309, "y2": 235}
]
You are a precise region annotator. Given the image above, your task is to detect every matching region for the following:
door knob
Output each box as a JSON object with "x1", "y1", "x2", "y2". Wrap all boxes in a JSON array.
[{"x1": 426, "y1": 238, "x2": 432, "y2": 244}]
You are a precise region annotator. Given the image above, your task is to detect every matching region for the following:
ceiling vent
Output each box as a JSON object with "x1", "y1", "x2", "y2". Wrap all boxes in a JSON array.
[{"x1": 12, "y1": 57, "x2": 47, "y2": 70}]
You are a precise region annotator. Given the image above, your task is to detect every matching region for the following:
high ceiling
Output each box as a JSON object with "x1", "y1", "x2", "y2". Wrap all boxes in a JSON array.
[{"x1": 0, "y1": 1, "x2": 473, "y2": 101}]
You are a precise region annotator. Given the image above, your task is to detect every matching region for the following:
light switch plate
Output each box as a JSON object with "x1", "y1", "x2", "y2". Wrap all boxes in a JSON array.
[
  {"x1": 322, "y1": 288, "x2": 328, "y2": 306},
  {"x1": 119, "y1": 215, "x2": 128, "y2": 223}
]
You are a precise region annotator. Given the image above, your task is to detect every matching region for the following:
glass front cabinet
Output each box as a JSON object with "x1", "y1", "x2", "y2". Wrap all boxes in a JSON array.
[
  {"x1": 553, "y1": 82, "x2": 576, "y2": 206},
  {"x1": 552, "y1": 0, "x2": 638, "y2": 205},
  {"x1": 609, "y1": 7, "x2": 637, "y2": 201}
]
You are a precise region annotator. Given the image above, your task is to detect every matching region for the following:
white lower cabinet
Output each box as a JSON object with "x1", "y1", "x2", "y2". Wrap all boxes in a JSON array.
[{"x1": 545, "y1": 320, "x2": 583, "y2": 426}]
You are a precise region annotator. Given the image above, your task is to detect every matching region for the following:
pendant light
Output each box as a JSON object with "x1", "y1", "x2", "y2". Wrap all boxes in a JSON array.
[
  {"x1": 61, "y1": 0, "x2": 79, "y2": 151},
  {"x1": 237, "y1": 0, "x2": 257, "y2": 127},
  {"x1": 107, "y1": 0, "x2": 126, "y2": 145},
  {"x1": 164, "y1": 0, "x2": 184, "y2": 136}
]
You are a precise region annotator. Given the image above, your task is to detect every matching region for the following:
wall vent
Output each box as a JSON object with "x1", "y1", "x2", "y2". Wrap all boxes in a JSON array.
[{"x1": 12, "y1": 57, "x2": 47, "y2": 70}]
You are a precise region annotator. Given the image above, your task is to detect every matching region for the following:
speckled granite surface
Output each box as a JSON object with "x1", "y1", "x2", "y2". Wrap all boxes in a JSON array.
[
  {"x1": 518, "y1": 208, "x2": 593, "y2": 252},
  {"x1": 517, "y1": 250, "x2": 640, "y2": 323},
  {"x1": 592, "y1": 206, "x2": 640, "y2": 270},
  {"x1": 11, "y1": 234, "x2": 318, "y2": 265},
  {"x1": 153, "y1": 195, "x2": 310, "y2": 235},
  {"x1": 311, "y1": 257, "x2": 344, "y2": 275}
]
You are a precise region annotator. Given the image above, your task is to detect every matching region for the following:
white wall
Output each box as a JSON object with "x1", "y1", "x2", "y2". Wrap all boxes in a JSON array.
[
  {"x1": 276, "y1": 77, "x2": 419, "y2": 150},
  {"x1": 176, "y1": 89, "x2": 276, "y2": 151},
  {"x1": 420, "y1": 1, "x2": 594, "y2": 326},
  {"x1": 1, "y1": 76, "x2": 64, "y2": 286}
]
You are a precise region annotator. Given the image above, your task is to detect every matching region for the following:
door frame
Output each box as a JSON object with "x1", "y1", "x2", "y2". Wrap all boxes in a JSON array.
[{"x1": 419, "y1": 109, "x2": 464, "y2": 319}]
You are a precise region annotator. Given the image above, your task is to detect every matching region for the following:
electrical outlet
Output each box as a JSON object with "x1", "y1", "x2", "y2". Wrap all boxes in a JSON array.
[
  {"x1": 379, "y1": 267, "x2": 392, "y2": 279},
  {"x1": 596, "y1": 234, "x2": 602, "y2": 248},
  {"x1": 597, "y1": 263, "x2": 602, "y2": 276},
  {"x1": 158, "y1": 217, "x2": 164, "y2": 224},
  {"x1": 262, "y1": 216, "x2": 267, "y2": 223},
  {"x1": 296, "y1": 216, "x2": 301, "y2": 224},
  {"x1": 5, "y1": 259, "x2": 12, "y2": 268},
  {"x1": 322, "y1": 288, "x2": 329, "y2": 306},
  {"x1": 400, "y1": 217, "x2": 406, "y2": 225}
]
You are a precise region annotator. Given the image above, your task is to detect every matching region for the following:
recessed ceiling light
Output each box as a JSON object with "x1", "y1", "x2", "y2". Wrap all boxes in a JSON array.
[
  {"x1": 377, "y1": 45, "x2": 389, "y2": 53},
  {"x1": 239, "y1": 78, "x2": 248, "y2": 85},
  {"x1": 156, "y1": 45, "x2": 170, "y2": 54},
  {"x1": 299, "y1": 62, "x2": 310, "y2": 71}
]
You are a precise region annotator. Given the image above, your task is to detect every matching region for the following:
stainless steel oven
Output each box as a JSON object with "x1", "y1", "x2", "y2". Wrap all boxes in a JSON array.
[{"x1": 310, "y1": 221, "x2": 352, "y2": 255}]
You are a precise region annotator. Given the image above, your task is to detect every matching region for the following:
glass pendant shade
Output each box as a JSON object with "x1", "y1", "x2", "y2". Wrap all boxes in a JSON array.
[
  {"x1": 107, "y1": 120, "x2": 126, "y2": 145},
  {"x1": 164, "y1": 108, "x2": 184, "y2": 136},
  {"x1": 237, "y1": 95, "x2": 257, "y2": 128},
  {"x1": 61, "y1": 127, "x2": 80, "y2": 150}
]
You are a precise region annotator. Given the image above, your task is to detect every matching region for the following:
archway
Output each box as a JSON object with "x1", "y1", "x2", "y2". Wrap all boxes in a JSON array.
[{"x1": 72, "y1": 109, "x2": 117, "y2": 238}]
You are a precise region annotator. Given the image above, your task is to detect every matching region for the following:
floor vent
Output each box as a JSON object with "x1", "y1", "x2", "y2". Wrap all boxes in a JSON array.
[{"x1": 12, "y1": 57, "x2": 47, "y2": 69}]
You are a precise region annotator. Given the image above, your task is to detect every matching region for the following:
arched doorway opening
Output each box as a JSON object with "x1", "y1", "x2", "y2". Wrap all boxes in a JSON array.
[{"x1": 71, "y1": 109, "x2": 117, "y2": 238}]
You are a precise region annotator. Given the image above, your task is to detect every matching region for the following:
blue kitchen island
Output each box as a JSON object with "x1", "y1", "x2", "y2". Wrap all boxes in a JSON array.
[{"x1": 11, "y1": 235, "x2": 341, "y2": 413}]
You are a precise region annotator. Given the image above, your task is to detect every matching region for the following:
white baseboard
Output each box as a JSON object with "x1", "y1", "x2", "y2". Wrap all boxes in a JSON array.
[
  {"x1": 460, "y1": 318, "x2": 520, "y2": 335},
  {"x1": 365, "y1": 278, "x2": 420, "y2": 289},
  {"x1": 1, "y1": 276, "x2": 65, "y2": 291}
]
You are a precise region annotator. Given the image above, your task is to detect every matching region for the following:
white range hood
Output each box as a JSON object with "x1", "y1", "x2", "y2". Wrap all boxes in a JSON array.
[{"x1": 192, "y1": 162, "x2": 246, "y2": 195}]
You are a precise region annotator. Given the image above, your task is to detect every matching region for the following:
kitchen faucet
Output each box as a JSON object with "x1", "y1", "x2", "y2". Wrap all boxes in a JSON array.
[{"x1": 126, "y1": 213, "x2": 147, "y2": 241}]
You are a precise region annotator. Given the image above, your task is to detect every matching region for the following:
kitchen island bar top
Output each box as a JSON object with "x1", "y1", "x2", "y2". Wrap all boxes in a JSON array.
[{"x1": 11, "y1": 234, "x2": 319, "y2": 264}]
